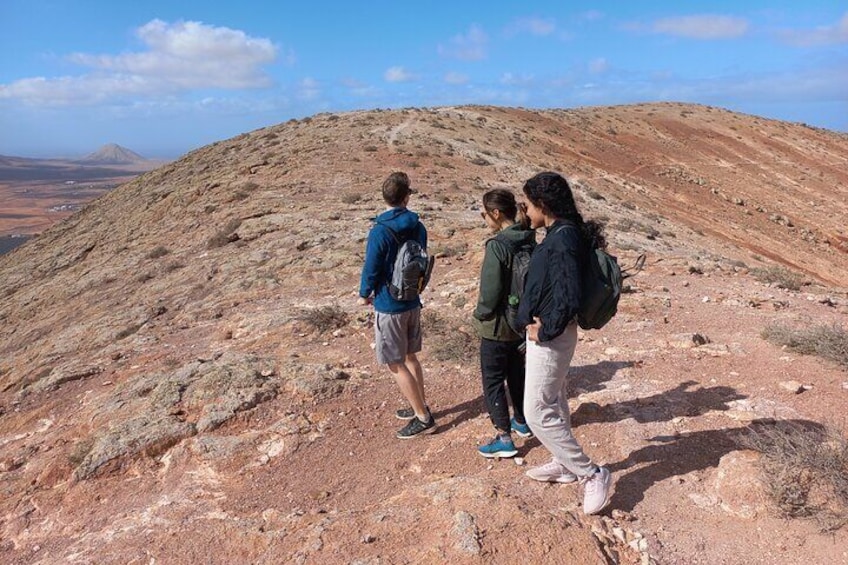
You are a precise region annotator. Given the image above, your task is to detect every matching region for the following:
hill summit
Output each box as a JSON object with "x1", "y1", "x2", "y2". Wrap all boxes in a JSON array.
[
  {"x1": 0, "y1": 103, "x2": 847, "y2": 564},
  {"x1": 78, "y1": 143, "x2": 147, "y2": 165}
]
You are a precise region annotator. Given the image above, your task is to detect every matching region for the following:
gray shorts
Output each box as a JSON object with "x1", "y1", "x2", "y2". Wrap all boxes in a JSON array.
[{"x1": 375, "y1": 308, "x2": 422, "y2": 365}]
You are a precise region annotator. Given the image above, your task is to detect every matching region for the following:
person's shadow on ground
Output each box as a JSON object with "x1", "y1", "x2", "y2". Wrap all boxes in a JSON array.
[
  {"x1": 569, "y1": 360, "x2": 634, "y2": 395},
  {"x1": 433, "y1": 359, "x2": 636, "y2": 429},
  {"x1": 606, "y1": 418, "x2": 825, "y2": 513},
  {"x1": 432, "y1": 395, "x2": 486, "y2": 428},
  {"x1": 571, "y1": 380, "x2": 747, "y2": 426}
]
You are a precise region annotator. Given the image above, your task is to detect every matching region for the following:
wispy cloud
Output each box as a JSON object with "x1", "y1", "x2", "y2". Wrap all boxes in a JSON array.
[
  {"x1": 580, "y1": 10, "x2": 604, "y2": 22},
  {"x1": 384, "y1": 66, "x2": 415, "y2": 83},
  {"x1": 0, "y1": 20, "x2": 279, "y2": 106},
  {"x1": 652, "y1": 15, "x2": 749, "y2": 40},
  {"x1": 588, "y1": 58, "x2": 609, "y2": 74},
  {"x1": 500, "y1": 73, "x2": 535, "y2": 86},
  {"x1": 297, "y1": 77, "x2": 321, "y2": 101},
  {"x1": 438, "y1": 24, "x2": 488, "y2": 61},
  {"x1": 505, "y1": 17, "x2": 556, "y2": 37},
  {"x1": 444, "y1": 72, "x2": 469, "y2": 85},
  {"x1": 779, "y1": 12, "x2": 848, "y2": 47}
]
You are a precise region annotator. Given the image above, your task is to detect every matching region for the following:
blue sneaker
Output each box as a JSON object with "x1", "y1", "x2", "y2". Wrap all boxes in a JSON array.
[
  {"x1": 511, "y1": 417, "x2": 533, "y2": 438},
  {"x1": 477, "y1": 435, "x2": 518, "y2": 458}
]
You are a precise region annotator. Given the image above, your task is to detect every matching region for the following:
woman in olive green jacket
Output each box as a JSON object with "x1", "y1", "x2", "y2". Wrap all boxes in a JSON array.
[{"x1": 472, "y1": 188, "x2": 536, "y2": 458}]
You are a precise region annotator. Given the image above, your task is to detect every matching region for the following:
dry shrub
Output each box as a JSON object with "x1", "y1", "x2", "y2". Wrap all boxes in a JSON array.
[
  {"x1": 147, "y1": 245, "x2": 170, "y2": 259},
  {"x1": 431, "y1": 242, "x2": 468, "y2": 258},
  {"x1": 751, "y1": 265, "x2": 804, "y2": 290},
  {"x1": 207, "y1": 218, "x2": 243, "y2": 249},
  {"x1": 740, "y1": 421, "x2": 848, "y2": 531},
  {"x1": 422, "y1": 309, "x2": 475, "y2": 362},
  {"x1": 762, "y1": 323, "x2": 848, "y2": 367},
  {"x1": 298, "y1": 304, "x2": 349, "y2": 334},
  {"x1": 68, "y1": 438, "x2": 94, "y2": 467},
  {"x1": 116, "y1": 323, "x2": 143, "y2": 341}
]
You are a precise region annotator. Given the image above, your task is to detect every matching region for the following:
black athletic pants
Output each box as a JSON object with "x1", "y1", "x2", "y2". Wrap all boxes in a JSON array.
[{"x1": 480, "y1": 337, "x2": 527, "y2": 433}]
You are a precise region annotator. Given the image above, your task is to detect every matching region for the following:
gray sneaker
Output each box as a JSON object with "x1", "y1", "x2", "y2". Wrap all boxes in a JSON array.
[
  {"x1": 582, "y1": 466, "x2": 612, "y2": 515},
  {"x1": 395, "y1": 407, "x2": 415, "y2": 420},
  {"x1": 396, "y1": 405, "x2": 430, "y2": 420},
  {"x1": 396, "y1": 413, "x2": 436, "y2": 439},
  {"x1": 525, "y1": 460, "x2": 578, "y2": 484}
]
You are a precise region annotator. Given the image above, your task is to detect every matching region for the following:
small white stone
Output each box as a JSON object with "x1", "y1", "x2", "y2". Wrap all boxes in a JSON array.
[{"x1": 779, "y1": 380, "x2": 805, "y2": 394}]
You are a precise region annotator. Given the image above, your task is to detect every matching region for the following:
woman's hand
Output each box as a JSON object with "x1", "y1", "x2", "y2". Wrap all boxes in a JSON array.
[{"x1": 526, "y1": 317, "x2": 542, "y2": 342}]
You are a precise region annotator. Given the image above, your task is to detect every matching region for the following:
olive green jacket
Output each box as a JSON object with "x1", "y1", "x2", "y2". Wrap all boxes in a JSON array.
[{"x1": 472, "y1": 223, "x2": 536, "y2": 341}]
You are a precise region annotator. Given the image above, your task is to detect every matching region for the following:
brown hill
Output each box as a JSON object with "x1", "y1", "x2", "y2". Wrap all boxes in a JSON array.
[
  {"x1": 0, "y1": 103, "x2": 847, "y2": 564},
  {"x1": 78, "y1": 143, "x2": 148, "y2": 165}
]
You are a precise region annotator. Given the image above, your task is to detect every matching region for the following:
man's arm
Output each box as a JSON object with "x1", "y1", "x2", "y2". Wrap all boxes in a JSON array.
[{"x1": 359, "y1": 225, "x2": 388, "y2": 299}]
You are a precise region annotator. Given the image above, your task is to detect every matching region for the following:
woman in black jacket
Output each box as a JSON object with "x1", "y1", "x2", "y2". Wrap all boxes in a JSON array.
[{"x1": 516, "y1": 171, "x2": 613, "y2": 516}]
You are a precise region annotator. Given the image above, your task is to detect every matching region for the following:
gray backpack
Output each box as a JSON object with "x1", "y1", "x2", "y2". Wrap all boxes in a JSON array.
[{"x1": 384, "y1": 225, "x2": 434, "y2": 301}]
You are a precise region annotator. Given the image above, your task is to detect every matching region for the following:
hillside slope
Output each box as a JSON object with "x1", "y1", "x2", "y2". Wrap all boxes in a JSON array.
[{"x1": 1, "y1": 103, "x2": 847, "y2": 564}]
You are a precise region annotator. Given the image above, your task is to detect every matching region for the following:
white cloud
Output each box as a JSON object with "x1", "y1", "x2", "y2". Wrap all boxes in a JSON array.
[
  {"x1": 779, "y1": 13, "x2": 848, "y2": 47},
  {"x1": 500, "y1": 72, "x2": 535, "y2": 86},
  {"x1": 438, "y1": 24, "x2": 488, "y2": 61},
  {"x1": 384, "y1": 66, "x2": 415, "y2": 83},
  {"x1": 444, "y1": 72, "x2": 469, "y2": 85},
  {"x1": 0, "y1": 19, "x2": 279, "y2": 106},
  {"x1": 69, "y1": 20, "x2": 278, "y2": 88},
  {"x1": 588, "y1": 58, "x2": 609, "y2": 74},
  {"x1": 0, "y1": 74, "x2": 161, "y2": 106},
  {"x1": 298, "y1": 77, "x2": 321, "y2": 100},
  {"x1": 652, "y1": 15, "x2": 749, "y2": 39},
  {"x1": 580, "y1": 11, "x2": 604, "y2": 22},
  {"x1": 505, "y1": 17, "x2": 556, "y2": 37}
]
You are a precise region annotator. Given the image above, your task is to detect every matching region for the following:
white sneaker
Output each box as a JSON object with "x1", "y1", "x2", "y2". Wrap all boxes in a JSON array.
[
  {"x1": 525, "y1": 460, "x2": 578, "y2": 484},
  {"x1": 582, "y1": 466, "x2": 612, "y2": 515}
]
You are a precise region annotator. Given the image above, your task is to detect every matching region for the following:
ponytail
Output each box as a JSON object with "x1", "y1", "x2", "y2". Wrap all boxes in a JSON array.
[{"x1": 516, "y1": 202, "x2": 531, "y2": 230}]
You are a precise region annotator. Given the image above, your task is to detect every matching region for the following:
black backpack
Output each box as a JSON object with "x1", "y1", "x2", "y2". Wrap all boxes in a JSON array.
[{"x1": 492, "y1": 233, "x2": 534, "y2": 336}]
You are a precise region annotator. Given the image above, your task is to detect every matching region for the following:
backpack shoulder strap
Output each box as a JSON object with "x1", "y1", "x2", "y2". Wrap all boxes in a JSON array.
[
  {"x1": 621, "y1": 253, "x2": 647, "y2": 279},
  {"x1": 491, "y1": 232, "x2": 526, "y2": 252},
  {"x1": 375, "y1": 221, "x2": 400, "y2": 242}
]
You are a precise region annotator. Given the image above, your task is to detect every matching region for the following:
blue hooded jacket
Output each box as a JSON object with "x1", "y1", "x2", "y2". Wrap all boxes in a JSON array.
[{"x1": 359, "y1": 207, "x2": 428, "y2": 313}]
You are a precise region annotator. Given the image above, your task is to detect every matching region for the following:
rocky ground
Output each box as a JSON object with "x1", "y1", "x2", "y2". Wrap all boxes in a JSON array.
[{"x1": 1, "y1": 103, "x2": 847, "y2": 564}]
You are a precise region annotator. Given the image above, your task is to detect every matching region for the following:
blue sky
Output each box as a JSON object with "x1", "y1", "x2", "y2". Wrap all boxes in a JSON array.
[{"x1": 1, "y1": 1, "x2": 846, "y2": 159}]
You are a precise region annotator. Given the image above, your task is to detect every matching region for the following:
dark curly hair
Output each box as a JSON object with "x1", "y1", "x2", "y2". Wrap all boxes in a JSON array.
[{"x1": 522, "y1": 171, "x2": 606, "y2": 248}]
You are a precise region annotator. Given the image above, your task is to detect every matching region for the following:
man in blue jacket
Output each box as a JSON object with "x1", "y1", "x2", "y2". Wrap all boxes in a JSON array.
[{"x1": 358, "y1": 171, "x2": 436, "y2": 439}]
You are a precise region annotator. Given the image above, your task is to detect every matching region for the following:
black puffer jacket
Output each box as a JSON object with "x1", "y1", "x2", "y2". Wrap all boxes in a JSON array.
[{"x1": 516, "y1": 220, "x2": 587, "y2": 342}]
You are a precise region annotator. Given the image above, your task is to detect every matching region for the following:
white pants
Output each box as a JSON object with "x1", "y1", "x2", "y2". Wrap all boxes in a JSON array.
[{"x1": 524, "y1": 322, "x2": 597, "y2": 477}]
